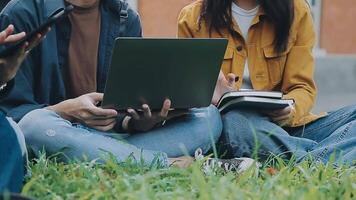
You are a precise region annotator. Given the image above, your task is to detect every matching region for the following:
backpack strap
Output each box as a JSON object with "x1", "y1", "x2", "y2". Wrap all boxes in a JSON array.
[{"x1": 118, "y1": 0, "x2": 129, "y2": 37}]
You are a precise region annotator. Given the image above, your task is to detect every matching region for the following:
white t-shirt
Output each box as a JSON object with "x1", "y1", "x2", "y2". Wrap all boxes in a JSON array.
[{"x1": 231, "y1": 3, "x2": 259, "y2": 89}]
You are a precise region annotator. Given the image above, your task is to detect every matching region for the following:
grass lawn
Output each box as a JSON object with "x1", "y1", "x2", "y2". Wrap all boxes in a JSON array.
[{"x1": 22, "y1": 154, "x2": 356, "y2": 200}]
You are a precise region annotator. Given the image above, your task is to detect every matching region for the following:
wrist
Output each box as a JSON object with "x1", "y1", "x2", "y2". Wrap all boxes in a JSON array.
[{"x1": 47, "y1": 101, "x2": 73, "y2": 121}]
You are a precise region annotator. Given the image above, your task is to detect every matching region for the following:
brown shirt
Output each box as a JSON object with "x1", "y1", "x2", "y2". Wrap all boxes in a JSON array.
[{"x1": 65, "y1": 2, "x2": 101, "y2": 98}]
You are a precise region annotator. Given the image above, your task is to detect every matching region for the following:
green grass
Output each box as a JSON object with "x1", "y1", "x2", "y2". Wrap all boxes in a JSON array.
[{"x1": 21, "y1": 154, "x2": 356, "y2": 200}]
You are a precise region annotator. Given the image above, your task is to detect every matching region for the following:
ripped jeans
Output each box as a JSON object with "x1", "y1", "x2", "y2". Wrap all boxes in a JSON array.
[{"x1": 19, "y1": 105, "x2": 222, "y2": 167}]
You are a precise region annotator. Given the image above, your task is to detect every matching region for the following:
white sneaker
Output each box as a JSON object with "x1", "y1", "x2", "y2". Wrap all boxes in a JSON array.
[{"x1": 194, "y1": 148, "x2": 260, "y2": 174}]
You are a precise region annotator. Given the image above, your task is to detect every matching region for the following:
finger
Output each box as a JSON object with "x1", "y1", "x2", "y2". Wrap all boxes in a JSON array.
[
  {"x1": 272, "y1": 114, "x2": 291, "y2": 123},
  {"x1": 0, "y1": 25, "x2": 14, "y2": 42},
  {"x1": 86, "y1": 93, "x2": 104, "y2": 103},
  {"x1": 277, "y1": 106, "x2": 292, "y2": 116},
  {"x1": 92, "y1": 122, "x2": 116, "y2": 132},
  {"x1": 267, "y1": 110, "x2": 281, "y2": 117},
  {"x1": 268, "y1": 107, "x2": 291, "y2": 117},
  {"x1": 26, "y1": 33, "x2": 42, "y2": 51},
  {"x1": 16, "y1": 42, "x2": 29, "y2": 57},
  {"x1": 227, "y1": 73, "x2": 236, "y2": 87},
  {"x1": 86, "y1": 118, "x2": 117, "y2": 127},
  {"x1": 3, "y1": 32, "x2": 26, "y2": 43},
  {"x1": 142, "y1": 104, "x2": 152, "y2": 118},
  {"x1": 41, "y1": 27, "x2": 51, "y2": 36},
  {"x1": 88, "y1": 106, "x2": 117, "y2": 118},
  {"x1": 160, "y1": 99, "x2": 171, "y2": 118},
  {"x1": 127, "y1": 108, "x2": 140, "y2": 120}
]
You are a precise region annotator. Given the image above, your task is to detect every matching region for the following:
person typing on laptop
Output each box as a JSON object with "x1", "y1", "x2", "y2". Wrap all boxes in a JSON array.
[{"x1": 0, "y1": 0, "x2": 222, "y2": 168}]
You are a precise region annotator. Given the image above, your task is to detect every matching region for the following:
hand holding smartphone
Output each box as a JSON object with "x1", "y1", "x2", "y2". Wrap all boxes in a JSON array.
[{"x1": 0, "y1": 4, "x2": 74, "y2": 58}]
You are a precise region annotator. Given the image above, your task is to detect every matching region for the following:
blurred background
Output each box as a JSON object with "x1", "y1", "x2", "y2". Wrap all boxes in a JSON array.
[
  {"x1": 1, "y1": 0, "x2": 355, "y2": 112},
  {"x1": 129, "y1": 0, "x2": 356, "y2": 113}
]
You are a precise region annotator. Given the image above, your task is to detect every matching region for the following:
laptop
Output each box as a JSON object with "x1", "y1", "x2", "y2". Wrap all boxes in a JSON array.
[{"x1": 102, "y1": 38, "x2": 228, "y2": 111}]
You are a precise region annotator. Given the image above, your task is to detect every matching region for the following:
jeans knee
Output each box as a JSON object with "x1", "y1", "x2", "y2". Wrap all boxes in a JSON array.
[
  {"x1": 222, "y1": 111, "x2": 250, "y2": 139},
  {"x1": 19, "y1": 109, "x2": 65, "y2": 140},
  {"x1": 221, "y1": 110, "x2": 258, "y2": 152},
  {"x1": 201, "y1": 105, "x2": 223, "y2": 142},
  {"x1": 187, "y1": 105, "x2": 222, "y2": 152}
]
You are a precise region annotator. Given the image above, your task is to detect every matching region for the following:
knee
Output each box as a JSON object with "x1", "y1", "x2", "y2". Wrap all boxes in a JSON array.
[
  {"x1": 221, "y1": 110, "x2": 256, "y2": 145},
  {"x1": 19, "y1": 109, "x2": 65, "y2": 140},
  {"x1": 197, "y1": 105, "x2": 223, "y2": 142},
  {"x1": 222, "y1": 110, "x2": 250, "y2": 135}
]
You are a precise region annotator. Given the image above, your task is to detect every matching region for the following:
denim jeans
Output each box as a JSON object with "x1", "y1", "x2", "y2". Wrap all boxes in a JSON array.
[
  {"x1": 221, "y1": 105, "x2": 356, "y2": 165},
  {"x1": 18, "y1": 105, "x2": 222, "y2": 167},
  {"x1": 0, "y1": 113, "x2": 26, "y2": 193}
]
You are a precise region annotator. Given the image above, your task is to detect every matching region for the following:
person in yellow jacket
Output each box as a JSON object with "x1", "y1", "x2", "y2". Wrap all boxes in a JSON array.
[{"x1": 178, "y1": 0, "x2": 356, "y2": 164}]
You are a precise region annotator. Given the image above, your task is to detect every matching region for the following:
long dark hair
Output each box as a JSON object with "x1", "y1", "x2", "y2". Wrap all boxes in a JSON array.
[{"x1": 200, "y1": 0, "x2": 294, "y2": 53}]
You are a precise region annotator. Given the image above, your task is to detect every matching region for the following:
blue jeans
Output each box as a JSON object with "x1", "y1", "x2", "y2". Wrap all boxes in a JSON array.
[
  {"x1": 0, "y1": 113, "x2": 26, "y2": 193},
  {"x1": 221, "y1": 105, "x2": 356, "y2": 165},
  {"x1": 19, "y1": 106, "x2": 222, "y2": 167}
]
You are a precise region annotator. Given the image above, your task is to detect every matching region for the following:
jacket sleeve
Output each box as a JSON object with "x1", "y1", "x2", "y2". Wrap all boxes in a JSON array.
[
  {"x1": 0, "y1": 11, "x2": 47, "y2": 122},
  {"x1": 124, "y1": 6, "x2": 142, "y2": 37},
  {"x1": 282, "y1": 5, "x2": 317, "y2": 127},
  {"x1": 177, "y1": 6, "x2": 195, "y2": 38}
]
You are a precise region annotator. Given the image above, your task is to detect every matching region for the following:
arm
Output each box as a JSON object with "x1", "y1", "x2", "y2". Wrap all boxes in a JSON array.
[
  {"x1": 177, "y1": 6, "x2": 194, "y2": 38},
  {"x1": 0, "y1": 10, "x2": 46, "y2": 122},
  {"x1": 123, "y1": 6, "x2": 142, "y2": 37},
  {"x1": 281, "y1": 6, "x2": 317, "y2": 127},
  {"x1": 0, "y1": 25, "x2": 26, "y2": 99}
]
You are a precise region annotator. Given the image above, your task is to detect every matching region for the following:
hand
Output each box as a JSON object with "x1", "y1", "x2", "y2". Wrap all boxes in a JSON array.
[
  {"x1": 0, "y1": 25, "x2": 50, "y2": 84},
  {"x1": 212, "y1": 71, "x2": 237, "y2": 105},
  {"x1": 48, "y1": 93, "x2": 118, "y2": 131},
  {"x1": 123, "y1": 99, "x2": 172, "y2": 132},
  {"x1": 266, "y1": 105, "x2": 295, "y2": 126},
  {"x1": 0, "y1": 25, "x2": 26, "y2": 44}
]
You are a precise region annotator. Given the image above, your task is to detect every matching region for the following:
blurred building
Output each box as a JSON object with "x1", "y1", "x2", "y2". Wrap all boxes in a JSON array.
[
  {"x1": 129, "y1": 0, "x2": 356, "y2": 55},
  {"x1": 127, "y1": 0, "x2": 356, "y2": 112}
]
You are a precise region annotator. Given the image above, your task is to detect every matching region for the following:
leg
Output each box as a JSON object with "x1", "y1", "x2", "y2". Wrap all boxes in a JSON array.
[
  {"x1": 19, "y1": 109, "x2": 169, "y2": 167},
  {"x1": 0, "y1": 113, "x2": 23, "y2": 193},
  {"x1": 221, "y1": 110, "x2": 317, "y2": 161},
  {"x1": 125, "y1": 105, "x2": 222, "y2": 157},
  {"x1": 288, "y1": 105, "x2": 356, "y2": 165}
]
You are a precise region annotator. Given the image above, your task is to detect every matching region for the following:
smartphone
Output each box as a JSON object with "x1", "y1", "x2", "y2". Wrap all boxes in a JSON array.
[{"x1": 0, "y1": 4, "x2": 74, "y2": 58}]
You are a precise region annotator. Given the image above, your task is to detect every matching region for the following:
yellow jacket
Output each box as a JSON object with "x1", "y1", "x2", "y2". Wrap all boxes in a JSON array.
[{"x1": 178, "y1": 0, "x2": 326, "y2": 127}]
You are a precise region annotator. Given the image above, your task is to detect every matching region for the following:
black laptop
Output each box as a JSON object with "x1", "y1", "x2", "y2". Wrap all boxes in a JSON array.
[{"x1": 102, "y1": 38, "x2": 228, "y2": 111}]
